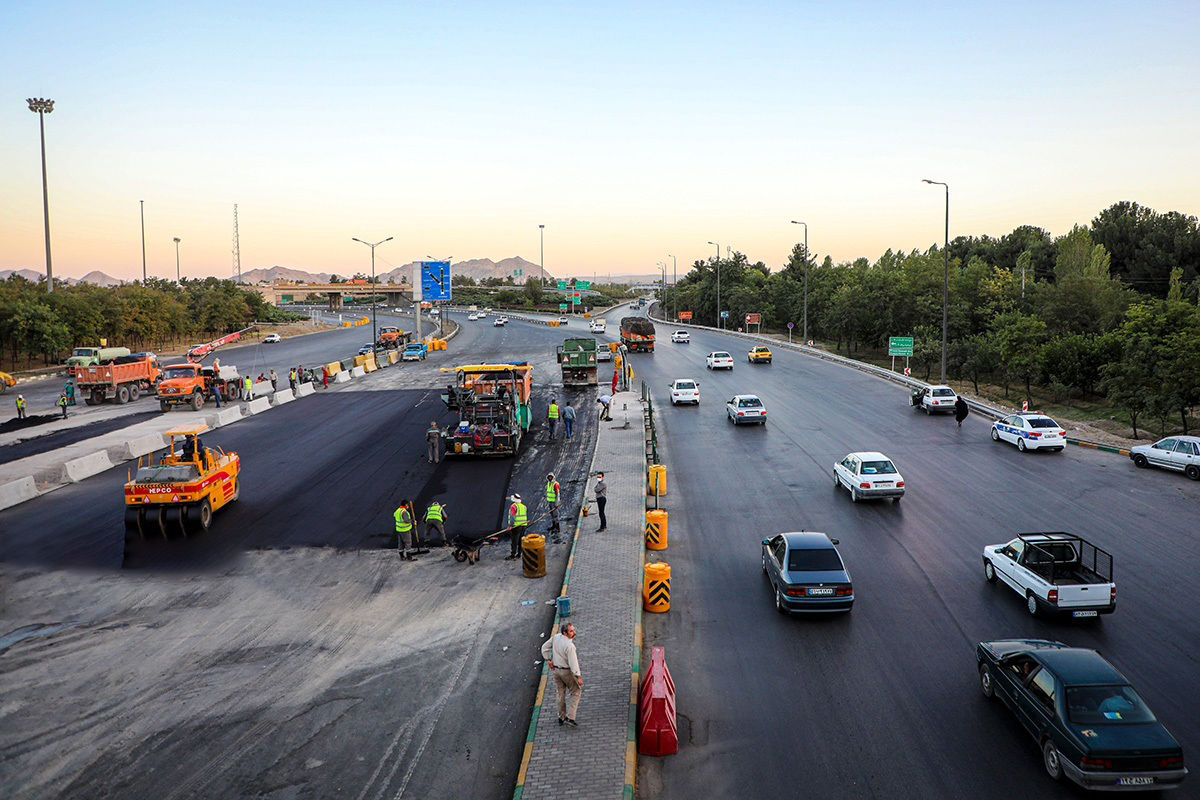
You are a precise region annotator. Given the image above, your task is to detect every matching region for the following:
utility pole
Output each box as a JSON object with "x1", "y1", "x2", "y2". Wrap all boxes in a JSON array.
[
  {"x1": 352, "y1": 236, "x2": 393, "y2": 345},
  {"x1": 173, "y1": 237, "x2": 181, "y2": 282},
  {"x1": 26, "y1": 98, "x2": 55, "y2": 292},
  {"x1": 923, "y1": 179, "x2": 950, "y2": 384},
  {"x1": 232, "y1": 203, "x2": 241, "y2": 282},
  {"x1": 140, "y1": 200, "x2": 147, "y2": 283},
  {"x1": 539, "y1": 224, "x2": 545, "y2": 287},
  {"x1": 668, "y1": 254, "x2": 677, "y2": 321}
]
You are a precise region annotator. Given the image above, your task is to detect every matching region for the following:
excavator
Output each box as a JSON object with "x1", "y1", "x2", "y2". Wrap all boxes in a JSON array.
[
  {"x1": 439, "y1": 363, "x2": 533, "y2": 457},
  {"x1": 123, "y1": 425, "x2": 240, "y2": 538}
]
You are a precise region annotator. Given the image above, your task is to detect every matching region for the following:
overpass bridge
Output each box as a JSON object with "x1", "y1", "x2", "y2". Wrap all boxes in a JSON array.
[{"x1": 248, "y1": 282, "x2": 414, "y2": 310}]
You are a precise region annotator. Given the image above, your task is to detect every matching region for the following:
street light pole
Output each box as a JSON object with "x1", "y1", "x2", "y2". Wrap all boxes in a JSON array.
[
  {"x1": 173, "y1": 237, "x2": 181, "y2": 282},
  {"x1": 26, "y1": 98, "x2": 55, "y2": 292},
  {"x1": 790, "y1": 221, "x2": 808, "y2": 343},
  {"x1": 539, "y1": 224, "x2": 545, "y2": 287},
  {"x1": 140, "y1": 200, "x2": 147, "y2": 283},
  {"x1": 923, "y1": 179, "x2": 950, "y2": 383},
  {"x1": 352, "y1": 236, "x2": 393, "y2": 345},
  {"x1": 707, "y1": 241, "x2": 720, "y2": 328},
  {"x1": 667, "y1": 254, "x2": 677, "y2": 321}
]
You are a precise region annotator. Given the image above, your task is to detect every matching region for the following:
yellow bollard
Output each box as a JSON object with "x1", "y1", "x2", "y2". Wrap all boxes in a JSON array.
[
  {"x1": 647, "y1": 464, "x2": 667, "y2": 496},
  {"x1": 522, "y1": 533, "x2": 546, "y2": 578},
  {"x1": 645, "y1": 509, "x2": 668, "y2": 550},
  {"x1": 643, "y1": 562, "x2": 671, "y2": 612}
]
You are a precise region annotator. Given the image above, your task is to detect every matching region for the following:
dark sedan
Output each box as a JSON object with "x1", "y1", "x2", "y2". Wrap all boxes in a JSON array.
[
  {"x1": 761, "y1": 532, "x2": 853, "y2": 613},
  {"x1": 976, "y1": 639, "x2": 1187, "y2": 791}
]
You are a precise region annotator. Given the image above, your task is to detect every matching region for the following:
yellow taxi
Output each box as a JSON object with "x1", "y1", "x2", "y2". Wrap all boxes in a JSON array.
[{"x1": 748, "y1": 346, "x2": 773, "y2": 364}]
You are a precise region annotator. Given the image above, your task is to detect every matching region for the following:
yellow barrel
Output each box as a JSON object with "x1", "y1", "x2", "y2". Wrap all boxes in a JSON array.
[
  {"x1": 648, "y1": 464, "x2": 667, "y2": 496},
  {"x1": 643, "y1": 561, "x2": 671, "y2": 612},
  {"x1": 522, "y1": 533, "x2": 546, "y2": 578},
  {"x1": 645, "y1": 509, "x2": 668, "y2": 550}
]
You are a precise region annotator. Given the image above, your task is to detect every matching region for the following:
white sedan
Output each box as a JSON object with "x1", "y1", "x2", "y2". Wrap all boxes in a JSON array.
[
  {"x1": 833, "y1": 452, "x2": 905, "y2": 503},
  {"x1": 493, "y1": 317, "x2": 506, "y2": 327},
  {"x1": 991, "y1": 413, "x2": 1066, "y2": 452},
  {"x1": 706, "y1": 351, "x2": 734, "y2": 370},
  {"x1": 468, "y1": 312, "x2": 479, "y2": 321},
  {"x1": 726, "y1": 394, "x2": 766, "y2": 425},
  {"x1": 263, "y1": 333, "x2": 281, "y2": 344},
  {"x1": 671, "y1": 331, "x2": 691, "y2": 343},
  {"x1": 668, "y1": 378, "x2": 700, "y2": 405},
  {"x1": 1130, "y1": 435, "x2": 1200, "y2": 480}
]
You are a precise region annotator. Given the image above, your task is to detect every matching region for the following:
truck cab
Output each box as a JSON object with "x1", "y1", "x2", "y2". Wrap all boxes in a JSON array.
[
  {"x1": 66, "y1": 346, "x2": 132, "y2": 374},
  {"x1": 401, "y1": 342, "x2": 428, "y2": 361},
  {"x1": 157, "y1": 363, "x2": 241, "y2": 411}
]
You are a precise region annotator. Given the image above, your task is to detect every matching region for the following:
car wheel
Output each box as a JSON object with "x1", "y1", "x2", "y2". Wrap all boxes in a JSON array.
[
  {"x1": 892, "y1": 495, "x2": 900, "y2": 504},
  {"x1": 775, "y1": 587, "x2": 787, "y2": 614},
  {"x1": 1132, "y1": 453, "x2": 1148, "y2": 468},
  {"x1": 1042, "y1": 739, "x2": 1063, "y2": 782},
  {"x1": 991, "y1": 428, "x2": 1000, "y2": 442},
  {"x1": 833, "y1": 471, "x2": 840, "y2": 488},
  {"x1": 979, "y1": 663, "x2": 995, "y2": 698},
  {"x1": 984, "y1": 560, "x2": 997, "y2": 583},
  {"x1": 850, "y1": 486, "x2": 858, "y2": 503},
  {"x1": 1026, "y1": 593, "x2": 1039, "y2": 617},
  {"x1": 762, "y1": 554, "x2": 767, "y2": 574},
  {"x1": 1186, "y1": 465, "x2": 1200, "y2": 481},
  {"x1": 1017, "y1": 438, "x2": 1027, "y2": 452}
]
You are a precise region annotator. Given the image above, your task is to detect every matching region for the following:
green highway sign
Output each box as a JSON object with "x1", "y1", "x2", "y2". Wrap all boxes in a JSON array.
[
  {"x1": 576, "y1": 280, "x2": 590, "y2": 290},
  {"x1": 556, "y1": 281, "x2": 568, "y2": 290},
  {"x1": 559, "y1": 303, "x2": 568, "y2": 311},
  {"x1": 888, "y1": 336, "x2": 914, "y2": 357}
]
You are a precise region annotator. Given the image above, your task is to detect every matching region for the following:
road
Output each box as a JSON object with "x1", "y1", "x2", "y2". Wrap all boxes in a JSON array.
[
  {"x1": 0, "y1": 311, "x2": 602, "y2": 799},
  {"x1": 632, "y1": 314, "x2": 1200, "y2": 798}
]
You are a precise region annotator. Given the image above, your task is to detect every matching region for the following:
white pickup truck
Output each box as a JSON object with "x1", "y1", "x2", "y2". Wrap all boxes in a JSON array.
[{"x1": 982, "y1": 533, "x2": 1116, "y2": 619}]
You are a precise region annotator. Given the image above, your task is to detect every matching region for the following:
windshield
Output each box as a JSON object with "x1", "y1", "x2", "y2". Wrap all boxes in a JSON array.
[
  {"x1": 1029, "y1": 418, "x2": 1059, "y2": 428},
  {"x1": 713, "y1": 352, "x2": 731, "y2": 359},
  {"x1": 788, "y1": 548, "x2": 844, "y2": 572},
  {"x1": 72, "y1": 348, "x2": 95, "y2": 357},
  {"x1": 135, "y1": 464, "x2": 200, "y2": 483},
  {"x1": 860, "y1": 460, "x2": 897, "y2": 475},
  {"x1": 162, "y1": 367, "x2": 196, "y2": 380},
  {"x1": 675, "y1": 381, "x2": 695, "y2": 390},
  {"x1": 1066, "y1": 686, "x2": 1156, "y2": 725},
  {"x1": 932, "y1": 388, "x2": 955, "y2": 397},
  {"x1": 737, "y1": 398, "x2": 762, "y2": 408}
]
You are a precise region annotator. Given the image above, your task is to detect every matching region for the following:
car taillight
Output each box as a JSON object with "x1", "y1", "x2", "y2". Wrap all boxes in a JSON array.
[
  {"x1": 835, "y1": 587, "x2": 852, "y2": 596},
  {"x1": 1080, "y1": 756, "x2": 1113, "y2": 770},
  {"x1": 859, "y1": 482, "x2": 870, "y2": 489},
  {"x1": 1159, "y1": 755, "x2": 1184, "y2": 769},
  {"x1": 737, "y1": 412, "x2": 744, "y2": 417},
  {"x1": 785, "y1": 587, "x2": 806, "y2": 597},
  {"x1": 672, "y1": 393, "x2": 679, "y2": 397},
  {"x1": 896, "y1": 481, "x2": 904, "y2": 487},
  {"x1": 1110, "y1": 586, "x2": 1116, "y2": 602},
  {"x1": 1030, "y1": 432, "x2": 1042, "y2": 438},
  {"x1": 1048, "y1": 589, "x2": 1058, "y2": 604}
]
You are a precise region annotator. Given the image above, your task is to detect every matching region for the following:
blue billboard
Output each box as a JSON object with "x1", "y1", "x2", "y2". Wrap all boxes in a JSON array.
[{"x1": 420, "y1": 261, "x2": 452, "y2": 301}]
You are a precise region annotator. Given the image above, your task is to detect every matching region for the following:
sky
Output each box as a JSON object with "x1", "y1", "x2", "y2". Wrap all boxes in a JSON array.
[{"x1": 2, "y1": 1, "x2": 1198, "y2": 282}]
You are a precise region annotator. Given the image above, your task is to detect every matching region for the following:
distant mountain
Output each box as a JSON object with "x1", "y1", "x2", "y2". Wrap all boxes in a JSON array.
[
  {"x1": 0, "y1": 268, "x2": 124, "y2": 286},
  {"x1": 0, "y1": 268, "x2": 45, "y2": 282},
  {"x1": 77, "y1": 270, "x2": 124, "y2": 287},
  {"x1": 239, "y1": 266, "x2": 338, "y2": 284},
  {"x1": 239, "y1": 257, "x2": 551, "y2": 285}
]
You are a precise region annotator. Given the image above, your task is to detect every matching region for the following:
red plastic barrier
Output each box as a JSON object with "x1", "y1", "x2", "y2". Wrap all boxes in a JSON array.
[{"x1": 638, "y1": 645, "x2": 678, "y2": 756}]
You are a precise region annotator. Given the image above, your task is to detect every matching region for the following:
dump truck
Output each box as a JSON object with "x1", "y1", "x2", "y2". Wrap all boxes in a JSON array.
[
  {"x1": 0, "y1": 371, "x2": 15, "y2": 395},
  {"x1": 157, "y1": 363, "x2": 242, "y2": 411},
  {"x1": 557, "y1": 337, "x2": 599, "y2": 386},
  {"x1": 124, "y1": 424, "x2": 240, "y2": 539},
  {"x1": 620, "y1": 317, "x2": 656, "y2": 352},
  {"x1": 66, "y1": 346, "x2": 132, "y2": 375},
  {"x1": 75, "y1": 354, "x2": 162, "y2": 405},
  {"x1": 377, "y1": 325, "x2": 411, "y2": 349},
  {"x1": 439, "y1": 363, "x2": 533, "y2": 457}
]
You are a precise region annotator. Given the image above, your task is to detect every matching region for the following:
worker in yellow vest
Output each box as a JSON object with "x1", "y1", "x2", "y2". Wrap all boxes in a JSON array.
[
  {"x1": 424, "y1": 501, "x2": 447, "y2": 546},
  {"x1": 394, "y1": 499, "x2": 417, "y2": 560},
  {"x1": 15, "y1": 394, "x2": 27, "y2": 419},
  {"x1": 547, "y1": 398, "x2": 560, "y2": 440},
  {"x1": 505, "y1": 493, "x2": 527, "y2": 561},
  {"x1": 545, "y1": 473, "x2": 561, "y2": 532}
]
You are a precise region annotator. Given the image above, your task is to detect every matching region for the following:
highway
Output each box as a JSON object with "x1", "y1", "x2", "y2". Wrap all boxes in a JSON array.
[
  {"x1": 632, "y1": 314, "x2": 1200, "y2": 798},
  {"x1": 0, "y1": 311, "x2": 600, "y2": 799}
]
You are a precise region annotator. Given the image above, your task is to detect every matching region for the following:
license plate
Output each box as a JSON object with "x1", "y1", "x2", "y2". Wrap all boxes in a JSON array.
[
  {"x1": 808, "y1": 587, "x2": 835, "y2": 596},
  {"x1": 875, "y1": 482, "x2": 892, "y2": 487},
  {"x1": 1117, "y1": 777, "x2": 1154, "y2": 786},
  {"x1": 1072, "y1": 610, "x2": 1099, "y2": 618}
]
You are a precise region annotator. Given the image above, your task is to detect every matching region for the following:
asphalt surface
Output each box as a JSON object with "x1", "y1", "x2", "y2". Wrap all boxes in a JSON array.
[
  {"x1": 633, "y1": 313, "x2": 1200, "y2": 799},
  {"x1": 0, "y1": 310, "x2": 602, "y2": 799}
]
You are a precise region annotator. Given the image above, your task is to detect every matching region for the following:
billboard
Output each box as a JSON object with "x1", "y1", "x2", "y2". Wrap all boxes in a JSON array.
[
  {"x1": 678, "y1": 311, "x2": 693, "y2": 320},
  {"x1": 745, "y1": 313, "x2": 761, "y2": 325},
  {"x1": 420, "y1": 261, "x2": 452, "y2": 302}
]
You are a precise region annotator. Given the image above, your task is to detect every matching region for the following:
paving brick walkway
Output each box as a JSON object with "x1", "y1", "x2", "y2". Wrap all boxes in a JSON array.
[{"x1": 516, "y1": 391, "x2": 645, "y2": 800}]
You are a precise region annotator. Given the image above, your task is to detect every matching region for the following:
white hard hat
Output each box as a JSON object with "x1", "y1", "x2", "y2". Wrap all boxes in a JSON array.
[{"x1": 511, "y1": 493, "x2": 521, "y2": 501}]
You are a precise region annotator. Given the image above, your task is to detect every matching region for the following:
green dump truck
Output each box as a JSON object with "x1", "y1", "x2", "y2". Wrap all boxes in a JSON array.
[{"x1": 557, "y1": 337, "x2": 599, "y2": 386}]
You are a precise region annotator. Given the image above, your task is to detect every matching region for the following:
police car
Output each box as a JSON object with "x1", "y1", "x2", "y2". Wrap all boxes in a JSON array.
[{"x1": 991, "y1": 412, "x2": 1066, "y2": 452}]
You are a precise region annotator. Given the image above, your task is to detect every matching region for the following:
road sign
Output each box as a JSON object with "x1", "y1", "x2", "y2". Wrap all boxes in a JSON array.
[
  {"x1": 888, "y1": 336, "x2": 914, "y2": 357},
  {"x1": 576, "y1": 280, "x2": 590, "y2": 290},
  {"x1": 745, "y1": 313, "x2": 761, "y2": 325},
  {"x1": 556, "y1": 281, "x2": 568, "y2": 290},
  {"x1": 679, "y1": 311, "x2": 693, "y2": 321},
  {"x1": 787, "y1": 322, "x2": 794, "y2": 329},
  {"x1": 420, "y1": 261, "x2": 452, "y2": 302},
  {"x1": 572, "y1": 295, "x2": 581, "y2": 305},
  {"x1": 903, "y1": 367, "x2": 911, "y2": 376},
  {"x1": 720, "y1": 310, "x2": 729, "y2": 319},
  {"x1": 559, "y1": 303, "x2": 568, "y2": 311}
]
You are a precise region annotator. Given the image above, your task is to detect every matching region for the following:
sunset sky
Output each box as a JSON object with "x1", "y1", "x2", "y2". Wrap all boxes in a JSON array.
[{"x1": 2, "y1": 1, "x2": 1198, "y2": 282}]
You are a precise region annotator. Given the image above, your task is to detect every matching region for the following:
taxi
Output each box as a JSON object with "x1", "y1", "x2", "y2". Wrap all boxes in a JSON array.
[
  {"x1": 748, "y1": 346, "x2": 772, "y2": 364},
  {"x1": 992, "y1": 412, "x2": 1066, "y2": 452}
]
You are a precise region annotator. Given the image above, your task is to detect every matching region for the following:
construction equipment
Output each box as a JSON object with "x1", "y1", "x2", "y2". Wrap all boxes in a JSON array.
[
  {"x1": 557, "y1": 337, "x2": 599, "y2": 386},
  {"x1": 157, "y1": 363, "x2": 242, "y2": 411},
  {"x1": 123, "y1": 424, "x2": 240, "y2": 539},
  {"x1": 186, "y1": 325, "x2": 257, "y2": 361},
  {"x1": 0, "y1": 371, "x2": 15, "y2": 395},
  {"x1": 620, "y1": 317, "x2": 656, "y2": 353},
  {"x1": 66, "y1": 346, "x2": 132, "y2": 375},
  {"x1": 377, "y1": 325, "x2": 411, "y2": 349},
  {"x1": 439, "y1": 363, "x2": 533, "y2": 457},
  {"x1": 75, "y1": 354, "x2": 162, "y2": 405}
]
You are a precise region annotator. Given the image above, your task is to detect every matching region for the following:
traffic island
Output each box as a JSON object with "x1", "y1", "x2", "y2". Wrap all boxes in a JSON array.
[{"x1": 515, "y1": 390, "x2": 645, "y2": 800}]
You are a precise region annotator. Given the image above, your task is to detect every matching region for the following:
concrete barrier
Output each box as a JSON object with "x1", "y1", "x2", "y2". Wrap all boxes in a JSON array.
[
  {"x1": 36, "y1": 450, "x2": 114, "y2": 484},
  {"x1": 333, "y1": 370, "x2": 351, "y2": 383},
  {"x1": 271, "y1": 388, "x2": 295, "y2": 406},
  {"x1": 0, "y1": 476, "x2": 39, "y2": 511},
  {"x1": 350, "y1": 366, "x2": 366, "y2": 378},
  {"x1": 252, "y1": 380, "x2": 274, "y2": 397},
  {"x1": 106, "y1": 432, "x2": 168, "y2": 461},
  {"x1": 244, "y1": 397, "x2": 272, "y2": 415},
  {"x1": 294, "y1": 382, "x2": 315, "y2": 397},
  {"x1": 205, "y1": 406, "x2": 244, "y2": 428}
]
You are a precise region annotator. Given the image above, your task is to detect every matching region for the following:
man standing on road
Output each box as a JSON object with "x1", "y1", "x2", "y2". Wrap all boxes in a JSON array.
[
  {"x1": 426, "y1": 421, "x2": 442, "y2": 463},
  {"x1": 269, "y1": 369, "x2": 278, "y2": 391},
  {"x1": 289, "y1": 368, "x2": 298, "y2": 391},
  {"x1": 611, "y1": 368, "x2": 619, "y2": 395},
  {"x1": 64, "y1": 381, "x2": 76, "y2": 406},
  {"x1": 954, "y1": 396, "x2": 969, "y2": 428},
  {"x1": 424, "y1": 500, "x2": 447, "y2": 546},
  {"x1": 243, "y1": 375, "x2": 253, "y2": 401},
  {"x1": 562, "y1": 401, "x2": 576, "y2": 439},
  {"x1": 596, "y1": 394, "x2": 612, "y2": 421},
  {"x1": 57, "y1": 392, "x2": 68, "y2": 419},
  {"x1": 505, "y1": 493, "x2": 527, "y2": 561},
  {"x1": 15, "y1": 394, "x2": 27, "y2": 419},
  {"x1": 210, "y1": 382, "x2": 222, "y2": 407},
  {"x1": 594, "y1": 472, "x2": 607, "y2": 531},
  {"x1": 547, "y1": 397, "x2": 559, "y2": 439},
  {"x1": 540, "y1": 622, "x2": 583, "y2": 727},
  {"x1": 545, "y1": 473, "x2": 561, "y2": 532},
  {"x1": 394, "y1": 499, "x2": 417, "y2": 560},
  {"x1": 321, "y1": 365, "x2": 330, "y2": 389}
]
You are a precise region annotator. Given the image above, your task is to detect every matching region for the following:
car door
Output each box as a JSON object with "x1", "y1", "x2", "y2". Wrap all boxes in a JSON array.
[
  {"x1": 767, "y1": 536, "x2": 787, "y2": 589},
  {"x1": 991, "y1": 541, "x2": 1024, "y2": 593},
  {"x1": 841, "y1": 456, "x2": 859, "y2": 488},
  {"x1": 995, "y1": 654, "x2": 1038, "y2": 713},
  {"x1": 1169, "y1": 439, "x2": 1196, "y2": 471},
  {"x1": 1149, "y1": 438, "x2": 1178, "y2": 468},
  {"x1": 1014, "y1": 666, "x2": 1058, "y2": 739},
  {"x1": 1003, "y1": 416, "x2": 1025, "y2": 445}
]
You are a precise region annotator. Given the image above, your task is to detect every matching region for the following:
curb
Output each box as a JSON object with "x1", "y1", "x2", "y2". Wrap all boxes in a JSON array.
[{"x1": 1068, "y1": 438, "x2": 1131, "y2": 456}]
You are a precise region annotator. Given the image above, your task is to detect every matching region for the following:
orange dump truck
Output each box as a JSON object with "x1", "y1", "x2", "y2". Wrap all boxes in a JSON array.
[
  {"x1": 75, "y1": 354, "x2": 162, "y2": 405},
  {"x1": 157, "y1": 363, "x2": 242, "y2": 411}
]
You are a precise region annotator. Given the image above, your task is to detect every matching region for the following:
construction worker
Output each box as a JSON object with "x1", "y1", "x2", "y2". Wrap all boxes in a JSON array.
[
  {"x1": 547, "y1": 397, "x2": 560, "y2": 439},
  {"x1": 545, "y1": 472, "x2": 561, "y2": 532},
  {"x1": 243, "y1": 375, "x2": 253, "y2": 401},
  {"x1": 15, "y1": 394, "x2": 27, "y2": 419},
  {"x1": 321, "y1": 365, "x2": 330, "y2": 389},
  {"x1": 289, "y1": 367, "x2": 298, "y2": 391},
  {"x1": 269, "y1": 369, "x2": 278, "y2": 391},
  {"x1": 505, "y1": 493, "x2": 527, "y2": 561},
  {"x1": 562, "y1": 401, "x2": 576, "y2": 439},
  {"x1": 64, "y1": 381, "x2": 76, "y2": 406},
  {"x1": 424, "y1": 500, "x2": 447, "y2": 546},
  {"x1": 57, "y1": 392, "x2": 68, "y2": 419},
  {"x1": 210, "y1": 381, "x2": 223, "y2": 407},
  {"x1": 394, "y1": 499, "x2": 417, "y2": 560},
  {"x1": 426, "y1": 421, "x2": 442, "y2": 463},
  {"x1": 596, "y1": 394, "x2": 612, "y2": 421}
]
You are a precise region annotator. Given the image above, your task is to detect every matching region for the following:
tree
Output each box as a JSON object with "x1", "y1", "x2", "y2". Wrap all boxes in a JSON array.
[
  {"x1": 990, "y1": 312, "x2": 1048, "y2": 402},
  {"x1": 1091, "y1": 202, "x2": 1200, "y2": 296},
  {"x1": 524, "y1": 276, "x2": 544, "y2": 306}
]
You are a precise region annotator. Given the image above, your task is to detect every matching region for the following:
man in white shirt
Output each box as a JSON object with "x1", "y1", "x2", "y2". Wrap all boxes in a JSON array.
[{"x1": 540, "y1": 622, "x2": 583, "y2": 726}]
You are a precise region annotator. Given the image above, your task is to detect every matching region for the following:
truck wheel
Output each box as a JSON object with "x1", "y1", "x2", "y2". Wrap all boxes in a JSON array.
[
  {"x1": 166, "y1": 505, "x2": 188, "y2": 538},
  {"x1": 185, "y1": 500, "x2": 212, "y2": 532},
  {"x1": 128, "y1": 385, "x2": 140, "y2": 402},
  {"x1": 85, "y1": 394, "x2": 99, "y2": 406},
  {"x1": 116, "y1": 385, "x2": 130, "y2": 404},
  {"x1": 1026, "y1": 593, "x2": 1039, "y2": 617},
  {"x1": 230, "y1": 478, "x2": 240, "y2": 502},
  {"x1": 160, "y1": 400, "x2": 171, "y2": 412},
  {"x1": 93, "y1": 389, "x2": 106, "y2": 405},
  {"x1": 984, "y1": 560, "x2": 997, "y2": 583},
  {"x1": 190, "y1": 391, "x2": 203, "y2": 411},
  {"x1": 124, "y1": 507, "x2": 142, "y2": 537}
]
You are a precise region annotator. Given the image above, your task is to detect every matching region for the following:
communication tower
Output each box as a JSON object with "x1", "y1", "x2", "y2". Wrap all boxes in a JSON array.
[{"x1": 231, "y1": 203, "x2": 241, "y2": 282}]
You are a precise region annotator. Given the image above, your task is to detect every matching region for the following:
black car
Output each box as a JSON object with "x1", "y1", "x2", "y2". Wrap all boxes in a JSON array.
[
  {"x1": 976, "y1": 639, "x2": 1187, "y2": 791},
  {"x1": 761, "y1": 532, "x2": 853, "y2": 613}
]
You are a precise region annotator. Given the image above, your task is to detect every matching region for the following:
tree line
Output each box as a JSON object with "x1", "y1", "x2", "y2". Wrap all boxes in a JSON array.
[
  {"x1": 661, "y1": 202, "x2": 1200, "y2": 437},
  {"x1": 0, "y1": 276, "x2": 302, "y2": 369}
]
